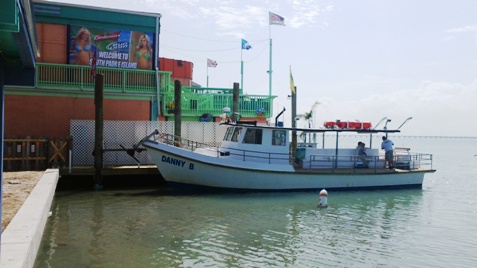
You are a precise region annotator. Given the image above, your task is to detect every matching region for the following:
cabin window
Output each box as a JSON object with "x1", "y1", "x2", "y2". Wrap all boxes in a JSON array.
[
  {"x1": 243, "y1": 128, "x2": 263, "y2": 144},
  {"x1": 231, "y1": 127, "x2": 243, "y2": 142},
  {"x1": 224, "y1": 127, "x2": 234, "y2": 141},
  {"x1": 272, "y1": 130, "x2": 286, "y2": 146}
]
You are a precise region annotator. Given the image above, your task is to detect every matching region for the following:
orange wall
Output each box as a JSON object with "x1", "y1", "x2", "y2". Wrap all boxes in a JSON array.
[
  {"x1": 4, "y1": 95, "x2": 150, "y2": 137},
  {"x1": 36, "y1": 23, "x2": 68, "y2": 63},
  {"x1": 159, "y1": 57, "x2": 193, "y2": 86}
]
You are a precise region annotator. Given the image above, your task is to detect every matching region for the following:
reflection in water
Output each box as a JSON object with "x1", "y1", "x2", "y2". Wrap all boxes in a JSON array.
[
  {"x1": 89, "y1": 196, "x2": 104, "y2": 266},
  {"x1": 35, "y1": 189, "x2": 426, "y2": 267},
  {"x1": 33, "y1": 138, "x2": 477, "y2": 267}
]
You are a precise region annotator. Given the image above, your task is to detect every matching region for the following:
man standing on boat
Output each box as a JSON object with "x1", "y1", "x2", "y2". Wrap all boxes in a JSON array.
[{"x1": 381, "y1": 136, "x2": 394, "y2": 169}]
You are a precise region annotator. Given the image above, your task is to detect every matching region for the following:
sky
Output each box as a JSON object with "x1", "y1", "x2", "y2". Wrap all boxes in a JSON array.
[{"x1": 49, "y1": 0, "x2": 477, "y2": 137}]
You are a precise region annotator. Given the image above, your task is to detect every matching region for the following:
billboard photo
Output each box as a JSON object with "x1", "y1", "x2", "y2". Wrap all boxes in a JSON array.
[{"x1": 68, "y1": 25, "x2": 155, "y2": 70}]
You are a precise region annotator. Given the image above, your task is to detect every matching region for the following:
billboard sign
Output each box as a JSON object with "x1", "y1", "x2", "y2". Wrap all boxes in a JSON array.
[{"x1": 69, "y1": 25, "x2": 155, "y2": 70}]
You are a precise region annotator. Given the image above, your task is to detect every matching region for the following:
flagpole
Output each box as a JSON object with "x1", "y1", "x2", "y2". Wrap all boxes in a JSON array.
[
  {"x1": 241, "y1": 46, "x2": 243, "y2": 93},
  {"x1": 268, "y1": 25, "x2": 272, "y2": 98},
  {"x1": 268, "y1": 11, "x2": 284, "y2": 121},
  {"x1": 206, "y1": 61, "x2": 209, "y2": 87}
]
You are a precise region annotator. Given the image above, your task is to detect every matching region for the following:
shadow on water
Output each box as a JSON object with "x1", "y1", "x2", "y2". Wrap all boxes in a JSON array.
[
  {"x1": 56, "y1": 174, "x2": 167, "y2": 191},
  {"x1": 55, "y1": 173, "x2": 427, "y2": 201}
]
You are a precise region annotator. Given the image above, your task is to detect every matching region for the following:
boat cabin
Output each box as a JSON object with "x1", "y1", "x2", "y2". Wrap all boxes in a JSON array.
[
  {"x1": 219, "y1": 123, "x2": 291, "y2": 164},
  {"x1": 216, "y1": 122, "x2": 414, "y2": 170}
]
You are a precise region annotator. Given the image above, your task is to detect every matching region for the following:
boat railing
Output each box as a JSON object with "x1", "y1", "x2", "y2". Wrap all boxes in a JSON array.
[
  {"x1": 305, "y1": 154, "x2": 380, "y2": 172},
  {"x1": 401, "y1": 153, "x2": 433, "y2": 170},
  {"x1": 220, "y1": 146, "x2": 290, "y2": 164},
  {"x1": 297, "y1": 142, "x2": 318, "y2": 148},
  {"x1": 156, "y1": 133, "x2": 220, "y2": 151},
  {"x1": 304, "y1": 152, "x2": 433, "y2": 172}
]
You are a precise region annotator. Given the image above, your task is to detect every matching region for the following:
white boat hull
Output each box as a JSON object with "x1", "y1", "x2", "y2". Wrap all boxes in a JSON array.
[{"x1": 143, "y1": 141, "x2": 429, "y2": 191}]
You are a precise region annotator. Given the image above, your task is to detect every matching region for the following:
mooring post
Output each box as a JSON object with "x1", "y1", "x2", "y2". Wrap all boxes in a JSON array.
[
  {"x1": 232, "y1": 82, "x2": 239, "y2": 122},
  {"x1": 1, "y1": 60, "x2": 5, "y2": 245},
  {"x1": 174, "y1": 80, "x2": 182, "y2": 147},
  {"x1": 94, "y1": 73, "x2": 104, "y2": 190}
]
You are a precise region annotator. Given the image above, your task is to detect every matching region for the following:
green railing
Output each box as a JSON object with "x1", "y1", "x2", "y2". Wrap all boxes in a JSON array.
[
  {"x1": 182, "y1": 86, "x2": 233, "y2": 94},
  {"x1": 162, "y1": 93, "x2": 273, "y2": 117},
  {"x1": 34, "y1": 63, "x2": 275, "y2": 118},
  {"x1": 35, "y1": 63, "x2": 169, "y2": 94}
]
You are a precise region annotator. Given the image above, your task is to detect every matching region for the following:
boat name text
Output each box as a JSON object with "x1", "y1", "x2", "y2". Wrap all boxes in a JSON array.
[{"x1": 162, "y1": 155, "x2": 194, "y2": 170}]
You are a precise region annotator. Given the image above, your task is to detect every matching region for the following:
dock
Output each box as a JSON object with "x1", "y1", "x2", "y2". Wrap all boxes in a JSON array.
[
  {"x1": 58, "y1": 165, "x2": 160, "y2": 176},
  {"x1": 1, "y1": 170, "x2": 58, "y2": 268},
  {"x1": 57, "y1": 165, "x2": 166, "y2": 189}
]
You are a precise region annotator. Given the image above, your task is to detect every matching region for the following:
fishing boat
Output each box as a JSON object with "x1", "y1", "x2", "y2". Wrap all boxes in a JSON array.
[{"x1": 142, "y1": 121, "x2": 435, "y2": 191}]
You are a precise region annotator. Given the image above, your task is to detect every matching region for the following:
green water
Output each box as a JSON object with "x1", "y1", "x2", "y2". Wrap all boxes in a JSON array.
[{"x1": 34, "y1": 137, "x2": 477, "y2": 267}]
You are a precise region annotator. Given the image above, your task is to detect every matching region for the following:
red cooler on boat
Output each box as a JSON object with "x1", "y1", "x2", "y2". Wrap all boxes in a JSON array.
[
  {"x1": 324, "y1": 121, "x2": 335, "y2": 128},
  {"x1": 324, "y1": 121, "x2": 371, "y2": 129},
  {"x1": 336, "y1": 122, "x2": 347, "y2": 129}
]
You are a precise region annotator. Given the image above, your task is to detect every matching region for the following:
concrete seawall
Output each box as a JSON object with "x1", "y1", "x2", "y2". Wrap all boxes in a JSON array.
[{"x1": 1, "y1": 169, "x2": 59, "y2": 268}]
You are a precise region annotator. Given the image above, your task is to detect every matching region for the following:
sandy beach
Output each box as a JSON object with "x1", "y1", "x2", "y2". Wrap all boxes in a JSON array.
[{"x1": 2, "y1": 171, "x2": 44, "y2": 232}]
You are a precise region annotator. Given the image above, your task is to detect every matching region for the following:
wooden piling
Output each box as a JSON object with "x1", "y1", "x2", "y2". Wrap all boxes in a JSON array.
[
  {"x1": 94, "y1": 73, "x2": 104, "y2": 189},
  {"x1": 174, "y1": 80, "x2": 182, "y2": 147},
  {"x1": 232, "y1": 82, "x2": 239, "y2": 122}
]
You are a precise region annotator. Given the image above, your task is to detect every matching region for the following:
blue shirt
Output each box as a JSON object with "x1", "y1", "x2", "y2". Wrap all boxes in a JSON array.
[{"x1": 381, "y1": 139, "x2": 394, "y2": 151}]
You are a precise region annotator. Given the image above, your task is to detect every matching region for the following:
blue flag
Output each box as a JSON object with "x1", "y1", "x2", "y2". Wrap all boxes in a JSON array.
[{"x1": 242, "y1": 39, "x2": 252, "y2": 50}]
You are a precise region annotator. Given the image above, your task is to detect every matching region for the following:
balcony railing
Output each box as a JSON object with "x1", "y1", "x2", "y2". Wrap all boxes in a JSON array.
[
  {"x1": 35, "y1": 63, "x2": 167, "y2": 94},
  {"x1": 34, "y1": 63, "x2": 275, "y2": 118}
]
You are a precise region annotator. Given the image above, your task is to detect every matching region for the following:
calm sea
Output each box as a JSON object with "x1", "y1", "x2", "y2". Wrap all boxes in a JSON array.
[{"x1": 34, "y1": 136, "x2": 477, "y2": 268}]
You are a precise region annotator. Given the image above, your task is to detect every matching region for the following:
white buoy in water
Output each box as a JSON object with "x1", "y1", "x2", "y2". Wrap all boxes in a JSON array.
[{"x1": 318, "y1": 189, "x2": 328, "y2": 208}]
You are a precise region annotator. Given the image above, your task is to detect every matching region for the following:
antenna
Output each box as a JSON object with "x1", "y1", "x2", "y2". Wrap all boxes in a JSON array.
[
  {"x1": 398, "y1": 117, "x2": 413, "y2": 130},
  {"x1": 383, "y1": 119, "x2": 392, "y2": 130},
  {"x1": 373, "y1": 117, "x2": 387, "y2": 130}
]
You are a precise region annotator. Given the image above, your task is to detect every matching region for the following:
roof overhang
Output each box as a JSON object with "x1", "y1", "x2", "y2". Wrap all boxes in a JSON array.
[{"x1": 0, "y1": 0, "x2": 38, "y2": 68}]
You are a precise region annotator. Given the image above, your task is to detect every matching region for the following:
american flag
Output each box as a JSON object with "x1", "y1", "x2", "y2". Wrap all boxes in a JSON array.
[
  {"x1": 91, "y1": 47, "x2": 97, "y2": 78},
  {"x1": 269, "y1": 12, "x2": 285, "y2": 26},
  {"x1": 207, "y1": 58, "x2": 218, "y2": 68}
]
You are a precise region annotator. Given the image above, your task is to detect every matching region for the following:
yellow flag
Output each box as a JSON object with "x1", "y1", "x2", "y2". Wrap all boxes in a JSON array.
[{"x1": 290, "y1": 66, "x2": 295, "y2": 94}]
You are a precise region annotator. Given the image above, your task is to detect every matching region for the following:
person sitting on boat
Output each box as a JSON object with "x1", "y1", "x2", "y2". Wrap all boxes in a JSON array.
[
  {"x1": 381, "y1": 136, "x2": 394, "y2": 169},
  {"x1": 243, "y1": 129, "x2": 255, "y2": 144},
  {"x1": 357, "y1": 142, "x2": 370, "y2": 168}
]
